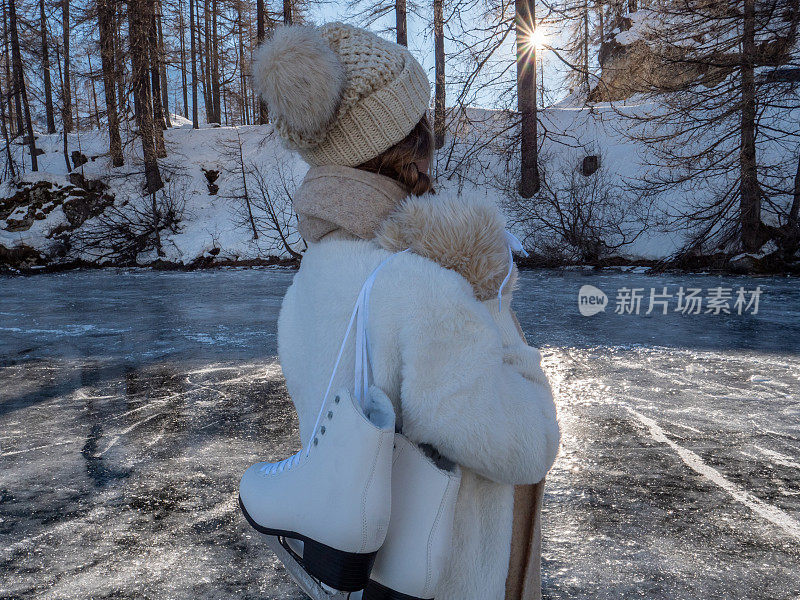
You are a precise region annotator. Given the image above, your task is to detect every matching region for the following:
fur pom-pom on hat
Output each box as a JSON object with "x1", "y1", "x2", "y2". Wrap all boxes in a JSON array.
[{"x1": 252, "y1": 25, "x2": 346, "y2": 146}]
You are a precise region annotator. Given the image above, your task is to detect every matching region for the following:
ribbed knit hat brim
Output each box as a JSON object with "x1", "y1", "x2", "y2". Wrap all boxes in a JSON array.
[{"x1": 300, "y1": 51, "x2": 430, "y2": 167}]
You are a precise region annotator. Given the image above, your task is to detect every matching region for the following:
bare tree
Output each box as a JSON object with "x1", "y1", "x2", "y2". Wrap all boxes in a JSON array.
[
  {"x1": 256, "y1": 0, "x2": 268, "y2": 123},
  {"x1": 613, "y1": 0, "x2": 800, "y2": 253},
  {"x1": 98, "y1": 0, "x2": 124, "y2": 166},
  {"x1": 40, "y1": 0, "x2": 57, "y2": 133},
  {"x1": 218, "y1": 129, "x2": 259, "y2": 239},
  {"x1": 129, "y1": 0, "x2": 164, "y2": 193},
  {"x1": 506, "y1": 155, "x2": 648, "y2": 261},
  {"x1": 211, "y1": 0, "x2": 221, "y2": 122},
  {"x1": 9, "y1": 0, "x2": 38, "y2": 171},
  {"x1": 157, "y1": 0, "x2": 171, "y2": 128},
  {"x1": 0, "y1": 75, "x2": 17, "y2": 179},
  {"x1": 70, "y1": 178, "x2": 186, "y2": 263},
  {"x1": 249, "y1": 158, "x2": 303, "y2": 257},
  {"x1": 62, "y1": 0, "x2": 73, "y2": 133},
  {"x1": 149, "y1": 0, "x2": 167, "y2": 156},
  {"x1": 190, "y1": 0, "x2": 198, "y2": 127},
  {"x1": 434, "y1": 0, "x2": 445, "y2": 148},
  {"x1": 396, "y1": 0, "x2": 407, "y2": 45},
  {"x1": 517, "y1": 0, "x2": 540, "y2": 196}
]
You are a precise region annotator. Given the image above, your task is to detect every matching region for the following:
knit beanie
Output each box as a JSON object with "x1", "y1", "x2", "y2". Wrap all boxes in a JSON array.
[{"x1": 251, "y1": 22, "x2": 431, "y2": 167}]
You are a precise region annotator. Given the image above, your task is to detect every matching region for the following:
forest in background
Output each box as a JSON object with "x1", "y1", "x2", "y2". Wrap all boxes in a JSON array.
[{"x1": 0, "y1": 0, "x2": 799, "y2": 271}]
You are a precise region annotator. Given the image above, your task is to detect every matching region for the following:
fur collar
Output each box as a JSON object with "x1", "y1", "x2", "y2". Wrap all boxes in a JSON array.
[{"x1": 376, "y1": 191, "x2": 514, "y2": 301}]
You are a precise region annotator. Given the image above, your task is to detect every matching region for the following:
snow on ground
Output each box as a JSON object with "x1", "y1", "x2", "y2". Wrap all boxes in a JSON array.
[
  {"x1": 1, "y1": 121, "x2": 309, "y2": 265},
  {"x1": 1, "y1": 269, "x2": 798, "y2": 599},
  {"x1": 3, "y1": 97, "x2": 799, "y2": 266}
]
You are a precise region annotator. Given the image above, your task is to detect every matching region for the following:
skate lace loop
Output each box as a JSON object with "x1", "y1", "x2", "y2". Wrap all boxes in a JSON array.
[
  {"x1": 261, "y1": 451, "x2": 303, "y2": 475},
  {"x1": 261, "y1": 249, "x2": 409, "y2": 476},
  {"x1": 498, "y1": 231, "x2": 529, "y2": 311}
]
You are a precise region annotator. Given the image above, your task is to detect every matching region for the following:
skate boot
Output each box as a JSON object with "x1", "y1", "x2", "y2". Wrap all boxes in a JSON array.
[
  {"x1": 364, "y1": 434, "x2": 461, "y2": 600},
  {"x1": 239, "y1": 385, "x2": 395, "y2": 592}
]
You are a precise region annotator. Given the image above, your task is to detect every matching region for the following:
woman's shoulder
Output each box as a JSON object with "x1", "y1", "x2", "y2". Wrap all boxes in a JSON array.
[{"x1": 299, "y1": 237, "x2": 475, "y2": 298}]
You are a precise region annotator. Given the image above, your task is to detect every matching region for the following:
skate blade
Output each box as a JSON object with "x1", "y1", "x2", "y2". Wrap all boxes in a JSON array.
[
  {"x1": 240, "y1": 495, "x2": 375, "y2": 591},
  {"x1": 262, "y1": 534, "x2": 352, "y2": 600}
]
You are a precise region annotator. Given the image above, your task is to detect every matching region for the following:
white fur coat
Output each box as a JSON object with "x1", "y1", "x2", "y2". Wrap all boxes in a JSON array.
[{"x1": 277, "y1": 190, "x2": 560, "y2": 600}]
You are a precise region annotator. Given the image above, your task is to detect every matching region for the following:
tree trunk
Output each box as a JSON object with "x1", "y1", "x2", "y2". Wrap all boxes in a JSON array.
[
  {"x1": 129, "y1": 0, "x2": 163, "y2": 193},
  {"x1": 433, "y1": 0, "x2": 445, "y2": 149},
  {"x1": 516, "y1": 0, "x2": 540, "y2": 197},
  {"x1": 238, "y1": 8, "x2": 248, "y2": 125},
  {"x1": 189, "y1": 0, "x2": 198, "y2": 127},
  {"x1": 283, "y1": 0, "x2": 291, "y2": 24},
  {"x1": 211, "y1": 0, "x2": 221, "y2": 123},
  {"x1": 202, "y1": 0, "x2": 212, "y2": 122},
  {"x1": 740, "y1": 0, "x2": 761, "y2": 252},
  {"x1": 115, "y1": 8, "x2": 126, "y2": 118},
  {"x1": 2, "y1": 1, "x2": 17, "y2": 137},
  {"x1": 11, "y1": 3, "x2": 24, "y2": 137},
  {"x1": 98, "y1": 0, "x2": 124, "y2": 166},
  {"x1": 72, "y1": 63, "x2": 80, "y2": 130},
  {"x1": 0, "y1": 75, "x2": 16, "y2": 178},
  {"x1": 62, "y1": 0, "x2": 73, "y2": 133},
  {"x1": 790, "y1": 154, "x2": 800, "y2": 228},
  {"x1": 395, "y1": 0, "x2": 407, "y2": 46},
  {"x1": 256, "y1": 0, "x2": 268, "y2": 123},
  {"x1": 88, "y1": 52, "x2": 102, "y2": 128},
  {"x1": 149, "y1": 1, "x2": 167, "y2": 157},
  {"x1": 157, "y1": 1, "x2": 171, "y2": 128},
  {"x1": 236, "y1": 129, "x2": 258, "y2": 239},
  {"x1": 179, "y1": 0, "x2": 188, "y2": 118},
  {"x1": 9, "y1": 0, "x2": 38, "y2": 171},
  {"x1": 582, "y1": 0, "x2": 590, "y2": 91},
  {"x1": 40, "y1": 0, "x2": 56, "y2": 133},
  {"x1": 597, "y1": 0, "x2": 604, "y2": 43},
  {"x1": 54, "y1": 42, "x2": 72, "y2": 171}
]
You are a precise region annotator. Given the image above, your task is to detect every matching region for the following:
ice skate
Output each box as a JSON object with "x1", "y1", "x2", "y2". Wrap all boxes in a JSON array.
[
  {"x1": 364, "y1": 434, "x2": 461, "y2": 600},
  {"x1": 240, "y1": 251, "x2": 407, "y2": 593},
  {"x1": 239, "y1": 385, "x2": 395, "y2": 592}
]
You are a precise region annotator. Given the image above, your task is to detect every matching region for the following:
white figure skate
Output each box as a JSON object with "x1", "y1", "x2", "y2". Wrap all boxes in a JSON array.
[
  {"x1": 364, "y1": 434, "x2": 461, "y2": 600},
  {"x1": 240, "y1": 251, "x2": 406, "y2": 593},
  {"x1": 240, "y1": 385, "x2": 395, "y2": 591}
]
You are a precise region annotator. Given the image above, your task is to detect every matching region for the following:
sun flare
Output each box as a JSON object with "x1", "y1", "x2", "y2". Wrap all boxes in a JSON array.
[{"x1": 528, "y1": 27, "x2": 547, "y2": 50}]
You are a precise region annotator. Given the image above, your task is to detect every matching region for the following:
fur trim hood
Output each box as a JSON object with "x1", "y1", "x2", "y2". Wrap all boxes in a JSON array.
[{"x1": 376, "y1": 191, "x2": 515, "y2": 302}]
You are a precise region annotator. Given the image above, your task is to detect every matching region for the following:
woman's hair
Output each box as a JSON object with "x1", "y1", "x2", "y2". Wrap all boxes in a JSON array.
[{"x1": 356, "y1": 114, "x2": 435, "y2": 196}]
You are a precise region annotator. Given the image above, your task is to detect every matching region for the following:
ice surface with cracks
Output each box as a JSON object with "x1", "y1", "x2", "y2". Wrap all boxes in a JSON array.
[{"x1": 1, "y1": 268, "x2": 799, "y2": 599}]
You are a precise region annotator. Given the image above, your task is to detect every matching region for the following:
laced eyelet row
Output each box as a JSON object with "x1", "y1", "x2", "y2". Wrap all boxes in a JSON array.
[{"x1": 260, "y1": 395, "x2": 339, "y2": 475}]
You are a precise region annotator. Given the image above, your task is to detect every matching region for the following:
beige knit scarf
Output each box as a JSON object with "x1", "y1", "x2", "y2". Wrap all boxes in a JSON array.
[{"x1": 293, "y1": 165, "x2": 410, "y2": 243}]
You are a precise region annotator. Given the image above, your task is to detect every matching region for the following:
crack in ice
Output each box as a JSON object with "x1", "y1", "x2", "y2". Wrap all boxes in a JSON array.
[{"x1": 627, "y1": 407, "x2": 800, "y2": 541}]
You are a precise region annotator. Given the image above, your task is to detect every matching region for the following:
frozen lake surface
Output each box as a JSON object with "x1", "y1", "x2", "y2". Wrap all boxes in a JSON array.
[{"x1": 1, "y1": 268, "x2": 799, "y2": 599}]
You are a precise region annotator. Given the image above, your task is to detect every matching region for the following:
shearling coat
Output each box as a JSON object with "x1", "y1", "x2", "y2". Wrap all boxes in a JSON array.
[{"x1": 277, "y1": 188, "x2": 560, "y2": 600}]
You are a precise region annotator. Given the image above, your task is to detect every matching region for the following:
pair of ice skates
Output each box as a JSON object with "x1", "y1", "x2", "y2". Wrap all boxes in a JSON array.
[{"x1": 239, "y1": 251, "x2": 461, "y2": 600}]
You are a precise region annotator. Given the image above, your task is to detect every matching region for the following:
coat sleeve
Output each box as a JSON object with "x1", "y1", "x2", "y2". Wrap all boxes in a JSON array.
[{"x1": 397, "y1": 282, "x2": 560, "y2": 486}]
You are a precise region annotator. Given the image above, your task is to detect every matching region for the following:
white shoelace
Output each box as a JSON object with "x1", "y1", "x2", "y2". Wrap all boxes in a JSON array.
[
  {"x1": 498, "y1": 231, "x2": 529, "y2": 311},
  {"x1": 261, "y1": 250, "x2": 408, "y2": 476}
]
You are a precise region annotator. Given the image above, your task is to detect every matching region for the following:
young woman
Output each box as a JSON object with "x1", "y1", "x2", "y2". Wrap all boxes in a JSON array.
[{"x1": 252, "y1": 22, "x2": 560, "y2": 600}]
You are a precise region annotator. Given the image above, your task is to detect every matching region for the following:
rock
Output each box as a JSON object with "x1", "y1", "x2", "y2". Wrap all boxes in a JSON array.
[
  {"x1": 71, "y1": 151, "x2": 88, "y2": 167},
  {"x1": 201, "y1": 168, "x2": 220, "y2": 196},
  {"x1": 729, "y1": 253, "x2": 758, "y2": 273}
]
